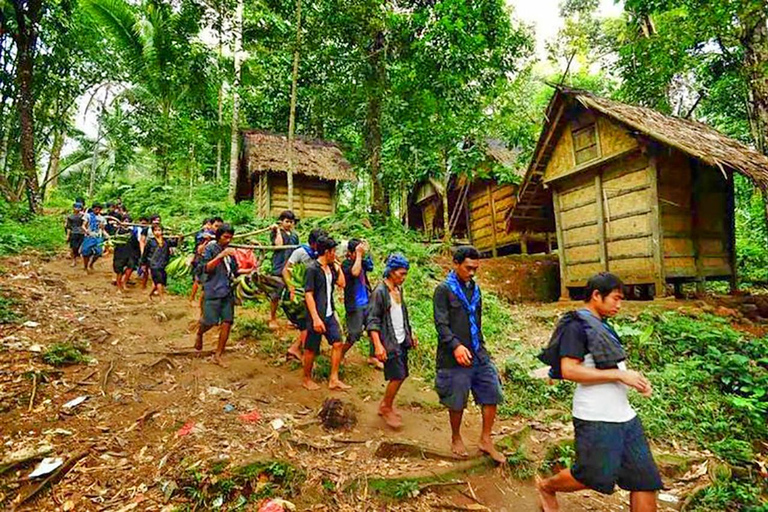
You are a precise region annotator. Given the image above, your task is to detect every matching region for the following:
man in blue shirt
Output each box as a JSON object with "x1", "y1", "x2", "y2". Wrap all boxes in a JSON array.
[
  {"x1": 341, "y1": 239, "x2": 380, "y2": 369},
  {"x1": 194, "y1": 224, "x2": 238, "y2": 366}
]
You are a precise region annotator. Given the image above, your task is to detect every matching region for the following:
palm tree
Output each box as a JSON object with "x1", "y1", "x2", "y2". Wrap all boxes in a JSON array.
[{"x1": 84, "y1": 0, "x2": 209, "y2": 182}]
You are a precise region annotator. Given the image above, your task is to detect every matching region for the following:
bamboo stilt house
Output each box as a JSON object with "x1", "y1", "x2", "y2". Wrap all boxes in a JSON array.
[
  {"x1": 507, "y1": 86, "x2": 768, "y2": 299},
  {"x1": 237, "y1": 131, "x2": 355, "y2": 218},
  {"x1": 408, "y1": 140, "x2": 553, "y2": 256}
]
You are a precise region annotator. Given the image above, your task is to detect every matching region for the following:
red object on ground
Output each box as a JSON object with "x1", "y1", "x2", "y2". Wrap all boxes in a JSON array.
[
  {"x1": 176, "y1": 421, "x2": 195, "y2": 437},
  {"x1": 239, "y1": 409, "x2": 261, "y2": 423}
]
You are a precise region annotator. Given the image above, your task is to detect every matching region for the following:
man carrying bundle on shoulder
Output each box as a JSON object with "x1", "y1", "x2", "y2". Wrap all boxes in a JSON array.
[
  {"x1": 368, "y1": 254, "x2": 417, "y2": 429},
  {"x1": 535, "y1": 272, "x2": 661, "y2": 512},
  {"x1": 341, "y1": 239, "x2": 380, "y2": 369},
  {"x1": 269, "y1": 210, "x2": 300, "y2": 329},
  {"x1": 81, "y1": 203, "x2": 108, "y2": 273},
  {"x1": 282, "y1": 227, "x2": 326, "y2": 362},
  {"x1": 194, "y1": 223, "x2": 238, "y2": 367},
  {"x1": 65, "y1": 203, "x2": 85, "y2": 267},
  {"x1": 433, "y1": 245, "x2": 505, "y2": 464}
]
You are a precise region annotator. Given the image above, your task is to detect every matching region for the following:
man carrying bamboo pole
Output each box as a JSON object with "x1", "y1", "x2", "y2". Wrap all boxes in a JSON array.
[{"x1": 268, "y1": 210, "x2": 299, "y2": 329}]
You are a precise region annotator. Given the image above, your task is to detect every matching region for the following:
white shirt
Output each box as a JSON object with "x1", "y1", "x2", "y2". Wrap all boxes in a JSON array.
[
  {"x1": 390, "y1": 301, "x2": 406, "y2": 344},
  {"x1": 324, "y1": 269, "x2": 333, "y2": 318},
  {"x1": 572, "y1": 355, "x2": 636, "y2": 423}
]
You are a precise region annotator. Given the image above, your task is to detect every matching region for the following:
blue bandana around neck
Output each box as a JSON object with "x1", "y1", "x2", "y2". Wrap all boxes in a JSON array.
[
  {"x1": 445, "y1": 271, "x2": 481, "y2": 353},
  {"x1": 302, "y1": 244, "x2": 318, "y2": 259}
]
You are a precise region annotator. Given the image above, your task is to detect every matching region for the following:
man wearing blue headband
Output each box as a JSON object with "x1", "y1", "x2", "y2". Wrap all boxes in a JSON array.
[
  {"x1": 433, "y1": 245, "x2": 504, "y2": 463},
  {"x1": 368, "y1": 253, "x2": 417, "y2": 429}
]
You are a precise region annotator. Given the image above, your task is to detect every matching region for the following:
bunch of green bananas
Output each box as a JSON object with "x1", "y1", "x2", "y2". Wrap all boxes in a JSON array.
[{"x1": 166, "y1": 254, "x2": 192, "y2": 278}]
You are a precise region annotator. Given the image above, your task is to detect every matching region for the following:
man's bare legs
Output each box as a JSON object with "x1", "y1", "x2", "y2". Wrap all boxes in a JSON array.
[
  {"x1": 630, "y1": 491, "x2": 657, "y2": 512},
  {"x1": 536, "y1": 469, "x2": 587, "y2": 512},
  {"x1": 269, "y1": 298, "x2": 279, "y2": 329},
  {"x1": 302, "y1": 349, "x2": 320, "y2": 390},
  {"x1": 478, "y1": 404, "x2": 505, "y2": 463},
  {"x1": 287, "y1": 330, "x2": 306, "y2": 361},
  {"x1": 213, "y1": 322, "x2": 232, "y2": 366},
  {"x1": 195, "y1": 323, "x2": 212, "y2": 351},
  {"x1": 449, "y1": 409, "x2": 469, "y2": 458},
  {"x1": 328, "y1": 342, "x2": 350, "y2": 390},
  {"x1": 378, "y1": 379, "x2": 404, "y2": 428}
]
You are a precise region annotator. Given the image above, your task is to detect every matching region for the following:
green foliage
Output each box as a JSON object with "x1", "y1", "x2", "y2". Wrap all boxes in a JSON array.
[
  {"x1": 392, "y1": 480, "x2": 420, "y2": 499},
  {"x1": 0, "y1": 202, "x2": 66, "y2": 257},
  {"x1": 504, "y1": 446, "x2": 537, "y2": 480},
  {"x1": 42, "y1": 342, "x2": 90, "y2": 366},
  {"x1": 541, "y1": 441, "x2": 575, "y2": 476},
  {"x1": 0, "y1": 291, "x2": 21, "y2": 324}
]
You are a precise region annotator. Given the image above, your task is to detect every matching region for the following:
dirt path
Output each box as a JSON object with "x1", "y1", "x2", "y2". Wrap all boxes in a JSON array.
[{"x1": 0, "y1": 254, "x2": 678, "y2": 511}]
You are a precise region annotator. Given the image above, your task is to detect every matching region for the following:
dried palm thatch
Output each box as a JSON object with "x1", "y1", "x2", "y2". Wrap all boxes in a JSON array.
[
  {"x1": 243, "y1": 130, "x2": 355, "y2": 182},
  {"x1": 571, "y1": 88, "x2": 768, "y2": 188},
  {"x1": 507, "y1": 86, "x2": 768, "y2": 232}
]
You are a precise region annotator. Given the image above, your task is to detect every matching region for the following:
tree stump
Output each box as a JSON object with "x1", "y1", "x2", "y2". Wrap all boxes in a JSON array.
[{"x1": 318, "y1": 398, "x2": 357, "y2": 430}]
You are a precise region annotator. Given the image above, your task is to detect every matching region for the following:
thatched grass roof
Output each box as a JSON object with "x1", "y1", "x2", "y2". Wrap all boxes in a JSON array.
[
  {"x1": 570, "y1": 88, "x2": 768, "y2": 188},
  {"x1": 486, "y1": 139, "x2": 522, "y2": 173},
  {"x1": 507, "y1": 87, "x2": 768, "y2": 232},
  {"x1": 242, "y1": 130, "x2": 355, "y2": 182}
]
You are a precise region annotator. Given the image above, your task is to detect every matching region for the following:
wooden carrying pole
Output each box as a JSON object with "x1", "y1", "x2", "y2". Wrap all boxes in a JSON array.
[{"x1": 229, "y1": 244, "x2": 300, "y2": 251}]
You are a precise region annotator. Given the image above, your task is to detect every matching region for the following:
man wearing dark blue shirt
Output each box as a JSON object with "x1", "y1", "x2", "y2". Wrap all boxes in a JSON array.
[
  {"x1": 194, "y1": 224, "x2": 238, "y2": 366},
  {"x1": 341, "y1": 239, "x2": 380, "y2": 369}
]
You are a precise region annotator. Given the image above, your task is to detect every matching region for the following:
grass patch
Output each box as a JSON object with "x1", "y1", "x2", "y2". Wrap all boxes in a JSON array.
[
  {"x1": 42, "y1": 342, "x2": 90, "y2": 366},
  {"x1": 0, "y1": 291, "x2": 21, "y2": 324},
  {"x1": 0, "y1": 207, "x2": 66, "y2": 257},
  {"x1": 178, "y1": 459, "x2": 303, "y2": 509}
]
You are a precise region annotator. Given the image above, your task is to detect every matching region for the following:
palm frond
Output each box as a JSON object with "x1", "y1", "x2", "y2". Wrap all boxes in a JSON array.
[{"x1": 83, "y1": 0, "x2": 145, "y2": 75}]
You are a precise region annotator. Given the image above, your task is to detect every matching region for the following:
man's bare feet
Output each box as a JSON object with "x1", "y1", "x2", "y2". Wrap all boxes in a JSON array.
[
  {"x1": 451, "y1": 437, "x2": 469, "y2": 458},
  {"x1": 212, "y1": 354, "x2": 228, "y2": 367},
  {"x1": 478, "y1": 439, "x2": 506, "y2": 464},
  {"x1": 286, "y1": 345, "x2": 302, "y2": 362},
  {"x1": 302, "y1": 379, "x2": 320, "y2": 390},
  {"x1": 367, "y1": 357, "x2": 384, "y2": 370},
  {"x1": 328, "y1": 380, "x2": 351, "y2": 391},
  {"x1": 381, "y1": 409, "x2": 402, "y2": 429},
  {"x1": 536, "y1": 476, "x2": 559, "y2": 512},
  {"x1": 194, "y1": 332, "x2": 203, "y2": 351},
  {"x1": 268, "y1": 320, "x2": 279, "y2": 330}
]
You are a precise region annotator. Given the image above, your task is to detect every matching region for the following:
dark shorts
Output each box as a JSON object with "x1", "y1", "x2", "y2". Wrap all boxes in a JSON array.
[
  {"x1": 201, "y1": 295, "x2": 235, "y2": 326},
  {"x1": 150, "y1": 268, "x2": 168, "y2": 286},
  {"x1": 346, "y1": 308, "x2": 374, "y2": 356},
  {"x1": 69, "y1": 233, "x2": 84, "y2": 252},
  {"x1": 305, "y1": 314, "x2": 342, "y2": 353},
  {"x1": 269, "y1": 274, "x2": 286, "y2": 300},
  {"x1": 113, "y1": 245, "x2": 134, "y2": 274},
  {"x1": 435, "y1": 359, "x2": 504, "y2": 411},
  {"x1": 384, "y1": 349, "x2": 409, "y2": 381},
  {"x1": 572, "y1": 416, "x2": 663, "y2": 495}
]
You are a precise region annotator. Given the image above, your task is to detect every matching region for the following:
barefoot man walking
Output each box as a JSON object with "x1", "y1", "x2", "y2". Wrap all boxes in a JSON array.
[
  {"x1": 433, "y1": 246, "x2": 505, "y2": 463},
  {"x1": 536, "y1": 272, "x2": 661, "y2": 512},
  {"x1": 194, "y1": 224, "x2": 238, "y2": 366}
]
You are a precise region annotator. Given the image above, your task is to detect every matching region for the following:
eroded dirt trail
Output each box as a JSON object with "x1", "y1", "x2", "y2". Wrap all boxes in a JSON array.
[{"x1": 0, "y1": 254, "x2": 670, "y2": 511}]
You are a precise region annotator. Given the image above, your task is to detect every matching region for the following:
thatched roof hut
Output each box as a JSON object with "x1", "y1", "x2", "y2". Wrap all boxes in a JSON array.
[
  {"x1": 237, "y1": 130, "x2": 355, "y2": 218},
  {"x1": 409, "y1": 139, "x2": 553, "y2": 256},
  {"x1": 508, "y1": 86, "x2": 768, "y2": 298}
]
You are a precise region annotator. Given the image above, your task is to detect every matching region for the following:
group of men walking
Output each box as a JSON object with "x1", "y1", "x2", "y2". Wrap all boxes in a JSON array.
[
  {"x1": 65, "y1": 202, "x2": 662, "y2": 511},
  {"x1": 195, "y1": 209, "x2": 661, "y2": 511}
]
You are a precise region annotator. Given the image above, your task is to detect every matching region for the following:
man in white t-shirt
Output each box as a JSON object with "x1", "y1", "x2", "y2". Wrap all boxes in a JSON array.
[{"x1": 536, "y1": 272, "x2": 662, "y2": 512}]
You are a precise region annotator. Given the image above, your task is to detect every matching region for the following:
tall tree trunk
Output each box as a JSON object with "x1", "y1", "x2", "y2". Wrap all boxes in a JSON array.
[
  {"x1": 228, "y1": 0, "x2": 243, "y2": 203},
  {"x1": 286, "y1": 0, "x2": 302, "y2": 211},
  {"x1": 366, "y1": 31, "x2": 387, "y2": 216},
  {"x1": 14, "y1": 0, "x2": 43, "y2": 214},
  {"x1": 215, "y1": 6, "x2": 224, "y2": 182},
  {"x1": 742, "y1": 12, "x2": 768, "y2": 228},
  {"x1": 440, "y1": 150, "x2": 451, "y2": 245},
  {"x1": 89, "y1": 113, "x2": 102, "y2": 200},
  {"x1": 42, "y1": 127, "x2": 64, "y2": 198}
]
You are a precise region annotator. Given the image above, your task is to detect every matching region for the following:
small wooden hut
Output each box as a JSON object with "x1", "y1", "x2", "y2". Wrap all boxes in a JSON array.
[
  {"x1": 409, "y1": 140, "x2": 552, "y2": 256},
  {"x1": 507, "y1": 86, "x2": 768, "y2": 298},
  {"x1": 237, "y1": 131, "x2": 355, "y2": 218}
]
